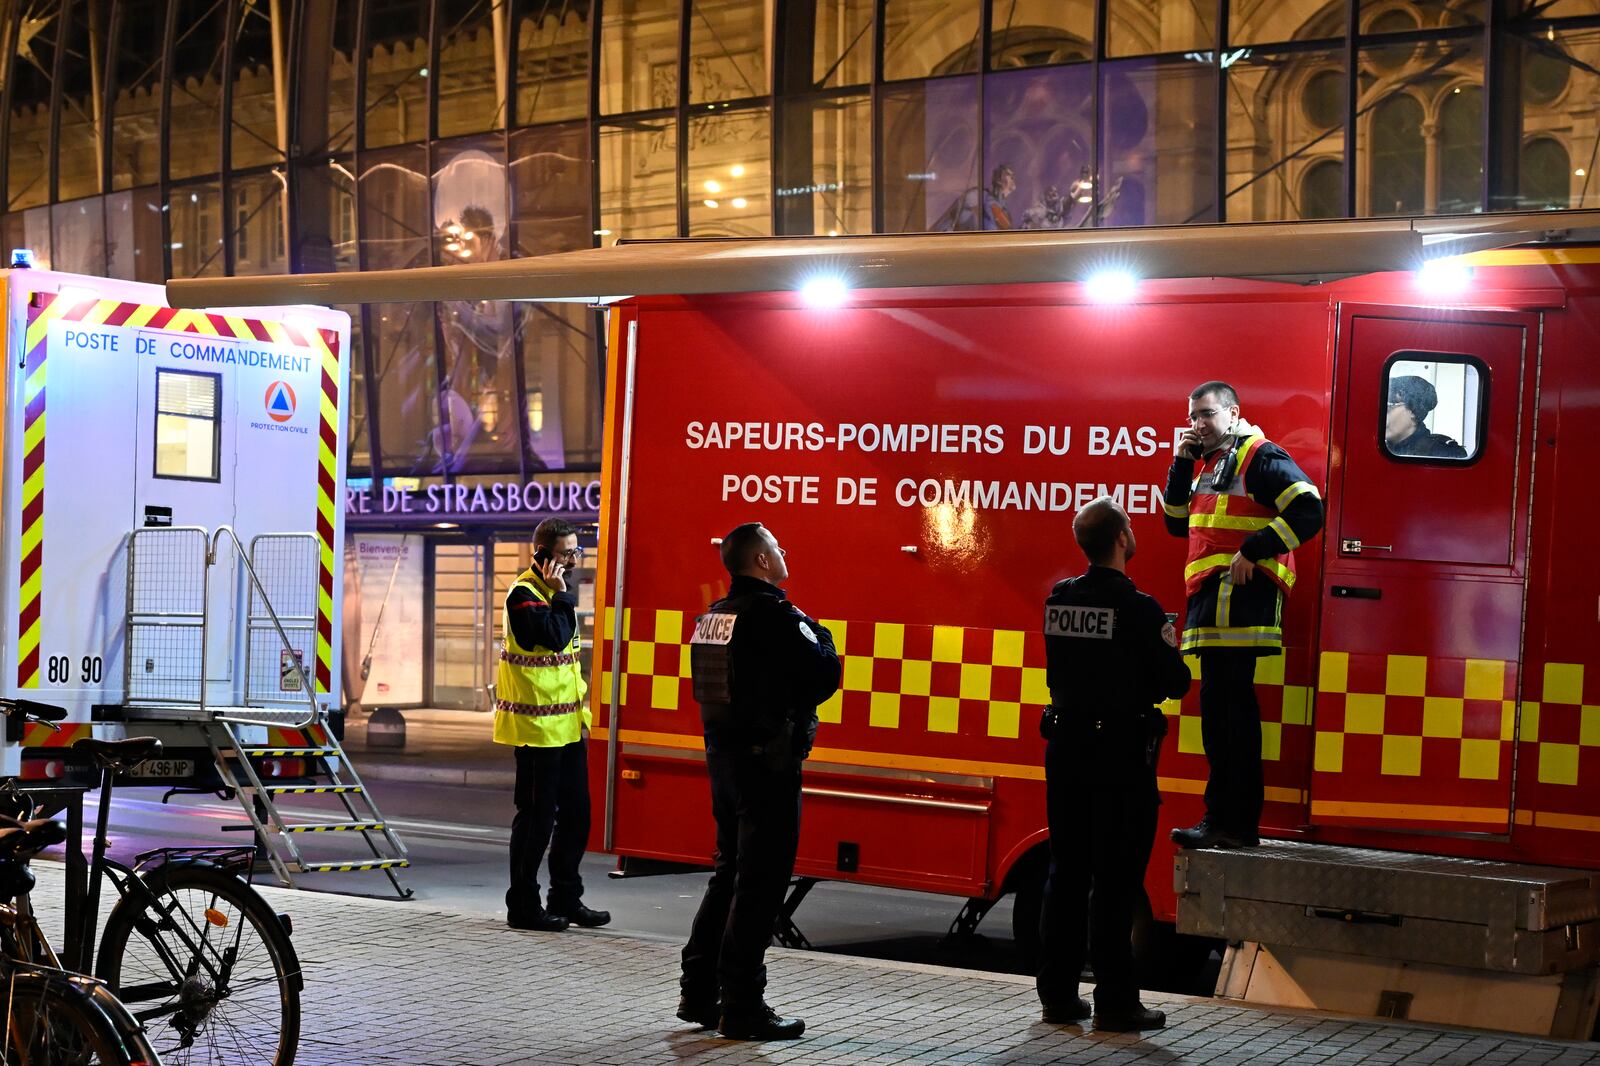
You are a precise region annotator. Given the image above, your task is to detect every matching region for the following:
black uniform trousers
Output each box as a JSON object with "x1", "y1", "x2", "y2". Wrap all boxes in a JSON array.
[
  {"x1": 1197, "y1": 648, "x2": 1264, "y2": 836},
  {"x1": 680, "y1": 750, "x2": 802, "y2": 1011},
  {"x1": 1036, "y1": 726, "x2": 1159, "y2": 1013},
  {"x1": 506, "y1": 738, "x2": 589, "y2": 916}
]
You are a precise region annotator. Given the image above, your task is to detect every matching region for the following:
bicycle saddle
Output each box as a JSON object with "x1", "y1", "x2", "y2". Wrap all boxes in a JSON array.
[
  {"x1": 0, "y1": 818, "x2": 66, "y2": 862},
  {"x1": 73, "y1": 736, "x2": 163, "y2": 772}
]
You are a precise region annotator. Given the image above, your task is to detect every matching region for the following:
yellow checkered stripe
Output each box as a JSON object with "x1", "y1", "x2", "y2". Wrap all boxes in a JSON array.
[
  {"x1": 1519, "y1": 661, "x2": 1600, "y2": 789},
  {"x1": 601, "y1": 607, "x2": 1311, "y2": 754},
  {"x1": 1312, "y1": 652, "x2": 1517, "y2": 782},
  {"x1": 600, "y1": 607, "x2": 1051, "y2": 739}
]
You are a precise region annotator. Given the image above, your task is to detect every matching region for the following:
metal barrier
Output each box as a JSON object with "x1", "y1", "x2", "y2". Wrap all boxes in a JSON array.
[
  {"x1": 124, "y1": 527, "x2": 209, "y2": 707},
  {"x1": 122, "y1": 526, "x2": 319, "y2": 728}
]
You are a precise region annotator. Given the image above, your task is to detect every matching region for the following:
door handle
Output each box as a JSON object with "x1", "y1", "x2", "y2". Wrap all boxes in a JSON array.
[
  {"x1": 1340, "y1": 539, "x2": 1393, "y2": 555},
  {"x1": 1331, "y1": 586, "x2": 1382, "y2": 600},
  {"x1": 1309, "y1": 906, "x2": 1402, "y2": 927}
]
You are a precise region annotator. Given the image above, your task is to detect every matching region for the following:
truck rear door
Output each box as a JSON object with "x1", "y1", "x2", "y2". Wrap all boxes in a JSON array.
[{"x1": 1312, "y1": 304, "x2": 1537, "y2": 835}]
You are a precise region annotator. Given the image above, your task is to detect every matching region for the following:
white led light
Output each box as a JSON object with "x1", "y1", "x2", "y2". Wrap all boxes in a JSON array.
[
  {"x1": 800, "y1": 276, "x2": 849, "y2": 307},
  {"x1": 1084, "y1": 270, "x2": 1137, "y2": 303},
  {"x1": 1415, "y1": 259, "x2": 1472, "y2": 293}
]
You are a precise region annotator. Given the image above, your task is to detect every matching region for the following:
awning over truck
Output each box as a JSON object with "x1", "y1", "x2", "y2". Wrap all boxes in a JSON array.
[{"x1": 166, "y1": 210, "x2": 1600, "y2": 309}]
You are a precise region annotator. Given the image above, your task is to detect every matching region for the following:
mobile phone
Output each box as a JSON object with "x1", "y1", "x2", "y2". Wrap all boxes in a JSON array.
[{"x1": 534, "y1": 547, "x2": 554, "y2": 568}]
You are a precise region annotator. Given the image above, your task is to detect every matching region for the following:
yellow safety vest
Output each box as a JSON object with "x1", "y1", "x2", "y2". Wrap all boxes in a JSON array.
[{"x1": 492, "y1": 570, "x2": 590, "y2": 747}]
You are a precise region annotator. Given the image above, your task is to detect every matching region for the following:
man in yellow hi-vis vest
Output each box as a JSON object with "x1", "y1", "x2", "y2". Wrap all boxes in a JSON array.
[{"x1": 496, "y1": 518, "x2": 610, "y2": 932}]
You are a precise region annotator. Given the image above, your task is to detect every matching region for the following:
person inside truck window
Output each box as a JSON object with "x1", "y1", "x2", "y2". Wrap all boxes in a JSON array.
[{"x1": 1386, "y1": 374, "x2": 1469, "y2": 460}]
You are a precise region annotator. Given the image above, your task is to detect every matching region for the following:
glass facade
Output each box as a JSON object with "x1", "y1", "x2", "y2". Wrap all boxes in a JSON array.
[{"x1": 4, "y1": 0, "x2": 1600, "y2": 485}]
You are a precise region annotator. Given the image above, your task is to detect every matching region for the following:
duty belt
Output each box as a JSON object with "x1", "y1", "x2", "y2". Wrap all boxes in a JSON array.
[
  {"x1": 495, "y1": 698, "x2": 582, "y2": 717},
  {"x1": 500, "y1": 651, "x2": 579, "y2": 668},
  {"x1": 1051, "y1": 705, "x2": 1149, "y2": 730}
]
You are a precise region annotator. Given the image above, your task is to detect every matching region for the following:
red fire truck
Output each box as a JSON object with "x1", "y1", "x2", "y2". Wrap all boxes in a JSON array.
[{"x1": 169, "y1": 213, "x2": 1600, "y2": 1029}]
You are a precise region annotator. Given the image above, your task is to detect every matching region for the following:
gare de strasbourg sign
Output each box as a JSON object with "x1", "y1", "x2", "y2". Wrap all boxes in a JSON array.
[{"x1": 345, "y1": 478, "x2": 602, "y2": 522}]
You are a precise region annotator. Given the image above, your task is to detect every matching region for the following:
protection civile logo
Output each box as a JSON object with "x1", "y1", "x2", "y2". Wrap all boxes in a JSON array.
[{"x1": 264, "y1": 380, "x2": 297, "y2": 423}]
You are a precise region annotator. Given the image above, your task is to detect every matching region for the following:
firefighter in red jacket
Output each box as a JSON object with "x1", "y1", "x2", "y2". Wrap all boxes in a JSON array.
[{"x1": 1162, "y1": 381, "x2": 1324, "y2": 849}]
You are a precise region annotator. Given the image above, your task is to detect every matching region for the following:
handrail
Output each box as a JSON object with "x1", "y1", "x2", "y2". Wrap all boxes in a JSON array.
[{"x1": 209, "y1": 526, "x2": 319, "y2": 729}]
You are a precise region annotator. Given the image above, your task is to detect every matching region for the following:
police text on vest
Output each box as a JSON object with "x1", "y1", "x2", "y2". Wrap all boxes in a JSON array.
[
  {"x1": 1044, "y1": 605, "x2": 1115, "y2": 639},
  {"x1": 691, "y1": 613, "x2": 738, "y2": 645}
]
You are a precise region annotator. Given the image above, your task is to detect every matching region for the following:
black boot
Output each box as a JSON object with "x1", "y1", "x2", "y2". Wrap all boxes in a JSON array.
[
  {"x1": 548, "y1": 901, "x2": 612, "y2": 928},
  {"x1": 676, "y1": 994, "x2": 719, "y2": 1029},
  {"x1": 1041, "y1": 996, "x2": 1092, "y2": 1024},
  {"x1": 1170, "y1": 818, "x2": 1250, "y2": 849},
  {"x1": 506, "y1": 907, "x2": 568, "y2": 932},
  {"x1": 719, "y1": 1004, "x2": 805, "y2": 1040},
  {"x1": 1093, "y1": 1005, "x2": 1166, "y2": 1032}
]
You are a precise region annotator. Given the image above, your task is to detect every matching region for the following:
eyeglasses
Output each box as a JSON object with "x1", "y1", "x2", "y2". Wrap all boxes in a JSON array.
[
  {"x1": 556, "y1": 547, "x2": 583, "y2": 561},
  {"x1": 1187, "y1": 407, "x2": 1224, "y2": 423}
]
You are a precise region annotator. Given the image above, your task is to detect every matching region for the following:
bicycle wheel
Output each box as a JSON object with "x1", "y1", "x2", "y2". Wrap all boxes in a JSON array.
[
  {"x1": 95, "y1": 862, "x2": 300, "y2": 1066},
  {"x1": 2, "y1": 972, "x2": 146, "y2": 1065}
]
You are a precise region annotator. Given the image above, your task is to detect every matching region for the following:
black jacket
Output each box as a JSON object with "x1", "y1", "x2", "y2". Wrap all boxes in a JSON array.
[
  {"x1": 506, "y1": 574, "x2": 578, "y2": 653},
  {"x1": 1044, "y1": 566, "x2": 1192, "y2": 721},
  {"x1": 694, "y1": 576, "x2": 841, "y2": 761},
  {"x1": 1393, "y1": 428, "x2": 1467, "y2": 459}
]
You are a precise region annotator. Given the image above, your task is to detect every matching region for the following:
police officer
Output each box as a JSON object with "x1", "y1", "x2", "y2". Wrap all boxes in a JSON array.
[
  {"x1": 678, "y1": 522, "x2": 841, "y2": 1041},
  {"x1": 1038, "y1": 497, "x2": 1191, "y2": 1032}
]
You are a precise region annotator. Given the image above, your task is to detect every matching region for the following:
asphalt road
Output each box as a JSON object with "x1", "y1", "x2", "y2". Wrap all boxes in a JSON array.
[{"x1": 94, "y1": 778, "x2": 1028, "y2": 976}]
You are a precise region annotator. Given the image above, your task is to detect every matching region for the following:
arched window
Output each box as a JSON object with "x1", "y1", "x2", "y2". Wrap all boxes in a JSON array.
[
  {"x1": 1521, "y1": 137, "x2": 1571, "y2": 210},
  {"x1": 1437, "y1": 85, "x2": 1483, "y2": 212},
  {"x1": 1302, "y1": 69, "x2": 1343, "y2": 129},
  {"x1": 1369, "y1": 94, "x2": 1424, "y2": 215},
  {"x1": 1300, "y1": 158, "x2": 1343, "y2": 218}
]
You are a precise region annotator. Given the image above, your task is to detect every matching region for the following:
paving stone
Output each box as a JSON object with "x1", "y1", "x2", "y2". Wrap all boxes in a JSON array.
[{"x1": 25, "y1": 862, "x2": 1600, "y2": 1065}]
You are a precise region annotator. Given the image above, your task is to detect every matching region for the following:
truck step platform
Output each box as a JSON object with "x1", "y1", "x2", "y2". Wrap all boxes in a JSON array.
[
  {"x1": 296, "y1": 858, "x2": 411, "y2": 873},
  {"x1": 122, "y1": 705, "x2": 316, "y2": 727},
  {"x1": 235, "y1": 747, "x2": 341, "y2": 757},
  {"x1": 1176, "y1": 840, "x2": 1600, "y2": 974},
  {"x1": 281, "y1": 821, "x2": 386, "y2": 833}
]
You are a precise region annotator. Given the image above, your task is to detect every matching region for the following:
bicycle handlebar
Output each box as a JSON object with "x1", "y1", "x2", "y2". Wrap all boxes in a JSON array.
[{"x1": 0, "y1": 698, "x2": 66, "y2": 723}]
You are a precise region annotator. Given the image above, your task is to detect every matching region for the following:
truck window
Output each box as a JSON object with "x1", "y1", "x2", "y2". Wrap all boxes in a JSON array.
[
  {"x1": 1381, "y1": 354, "x2": 1484, "y2": 464},
  {"x1": 154, "y1": 368, "x2": 222, "y2": 481}
]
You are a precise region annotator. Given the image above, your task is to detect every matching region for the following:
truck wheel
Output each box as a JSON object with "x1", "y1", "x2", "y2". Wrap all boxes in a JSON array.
[
  {"x1": 1132, "y1": 891, "x2": 1217, "y2": 995},
  {"x1": 1008, "y1": 848, "x2": 1049, "y2": 974}
]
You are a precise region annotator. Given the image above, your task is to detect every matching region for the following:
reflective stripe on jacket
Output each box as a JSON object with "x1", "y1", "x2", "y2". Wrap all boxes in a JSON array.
[
  {"x1": 493, "y1": 571, "x2": 590, "y2": 747},
  {"x1": 1183, "y1": 435, "x2": 1297, "y2": 597}
]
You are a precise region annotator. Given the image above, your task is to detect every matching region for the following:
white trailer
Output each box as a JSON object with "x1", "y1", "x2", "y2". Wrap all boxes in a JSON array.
[{"x1": 0, "y1": 265, "x2": 408, "y2": 895}]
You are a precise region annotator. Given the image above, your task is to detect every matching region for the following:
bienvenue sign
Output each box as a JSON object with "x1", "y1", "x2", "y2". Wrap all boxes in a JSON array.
[{"x1": 346, "y1": 479, "x2": 602, "y2": 517}]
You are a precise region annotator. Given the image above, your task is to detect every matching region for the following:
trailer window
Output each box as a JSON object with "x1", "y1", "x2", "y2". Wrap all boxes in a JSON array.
[
  {"x1": 154, "y1": 369, "x2": 222, "y2": 481},
  {"x1": 1381, "y1": 355, "x2": 1484, "y2": 464}
]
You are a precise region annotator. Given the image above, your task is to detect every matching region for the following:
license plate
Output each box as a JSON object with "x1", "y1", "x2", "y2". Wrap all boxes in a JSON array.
[{"x1": 123, "y1": 759, "x2": 196, "y2": 779}]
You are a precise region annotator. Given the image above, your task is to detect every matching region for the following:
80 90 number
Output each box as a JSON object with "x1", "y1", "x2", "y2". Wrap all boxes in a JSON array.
[{"x1": 46, "y1": 655, "x2": 103, "y2": 684}]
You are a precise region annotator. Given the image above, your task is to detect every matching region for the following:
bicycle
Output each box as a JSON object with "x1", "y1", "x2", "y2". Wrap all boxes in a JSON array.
[
  {"x1": 0, "y1": 698, "x2": 303, "y2": 1065},
  {"x1": 0, "y1": 701, "x2": 162, "y2": 1064}
]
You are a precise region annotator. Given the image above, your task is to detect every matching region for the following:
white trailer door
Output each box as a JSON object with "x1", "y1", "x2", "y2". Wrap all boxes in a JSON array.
[{"x1": 133, "y1": 331, "x2": 243, "y2": 693}]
